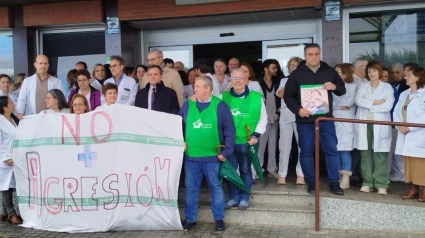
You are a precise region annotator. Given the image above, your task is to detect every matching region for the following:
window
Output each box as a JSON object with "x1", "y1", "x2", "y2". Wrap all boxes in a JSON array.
[
  {"x1": 349, "y1": 8, "x2": 425, "y2": 67},
  {"x1": 40, "y1": 29, "x2": 105, "y2": 96},
  {"x1": 0, "y1": 32, "x2": 13, "y2": 77}
]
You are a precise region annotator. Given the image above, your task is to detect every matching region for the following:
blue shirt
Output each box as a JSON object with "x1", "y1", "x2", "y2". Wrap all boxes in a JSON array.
[{"x1": 179, "y1": 100, "x2": 235, "y2": 162}]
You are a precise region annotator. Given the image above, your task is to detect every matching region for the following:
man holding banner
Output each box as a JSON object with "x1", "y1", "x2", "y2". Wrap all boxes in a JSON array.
[
  {"x1": 179, "y1": 75, "x2": 235, "y2": 231},
  {"x1": 221, "y1": 68, "x2": 267, "y2": 210}
]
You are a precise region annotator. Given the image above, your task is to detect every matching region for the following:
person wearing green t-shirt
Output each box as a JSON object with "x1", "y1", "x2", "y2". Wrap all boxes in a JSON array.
[
  {"x1": 179, "y1": 75, "x2": 235, "y2": 232},
  {"x1": 222, "y1": 68, "x2": 268, "y2": 210}
]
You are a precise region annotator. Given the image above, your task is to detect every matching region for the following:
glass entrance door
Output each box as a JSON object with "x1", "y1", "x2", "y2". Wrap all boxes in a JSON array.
[{"x1": 262, "y1": 38, "x2": 313, "y2": 76}]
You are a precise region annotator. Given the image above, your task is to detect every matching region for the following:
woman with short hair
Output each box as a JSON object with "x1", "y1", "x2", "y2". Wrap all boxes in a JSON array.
[
  {"x1": 68, "y1": 70, "x2": 101, "y2": 111},
  {"x1": 0, "y1": 74, "x2": 18, "y2": 115},
  {"x1": 354, "y1": 61, "x2": 394, "y2": 195},
  {"x1": 70, "y1": 94, "x2": 90, "y2": 114},
  {"x1": 393, "y1": 67, "x2": 425, "y2": 201}
]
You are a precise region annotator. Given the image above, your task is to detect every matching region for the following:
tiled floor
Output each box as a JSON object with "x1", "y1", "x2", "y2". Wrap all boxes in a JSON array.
[{"x1": 1, "y1": 222, "x2": 425, "y2": 238}]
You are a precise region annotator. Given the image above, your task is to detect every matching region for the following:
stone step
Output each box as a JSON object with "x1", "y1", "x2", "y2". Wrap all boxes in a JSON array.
[
  {"x1": 178, "y1": 188, "x2": 314, "y2": 206},
  {"x1": 179, "y1": 202, "x2": 315, "y2": 227}
]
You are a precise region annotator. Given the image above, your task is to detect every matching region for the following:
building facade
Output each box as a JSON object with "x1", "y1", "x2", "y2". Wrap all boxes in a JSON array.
[{"x1": 0, "y1": 0, "x2": 423, "y2": 86}]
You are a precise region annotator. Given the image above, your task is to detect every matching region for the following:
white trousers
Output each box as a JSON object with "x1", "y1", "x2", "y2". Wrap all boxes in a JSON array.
[
  {"x1": 278, "y1": 122, "x2": 303, "y2": 177},
  {"x1": 258, "y1": 123, "x2": 278, "y2": 171},
  {"x1": 387, "y1": 128, "x2": 404, "y2": 178}
]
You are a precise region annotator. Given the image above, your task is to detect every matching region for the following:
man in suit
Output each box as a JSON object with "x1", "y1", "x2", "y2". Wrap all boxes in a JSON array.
[{"x1": 135, "y1": 65, "x2": 180, "y2": 115}]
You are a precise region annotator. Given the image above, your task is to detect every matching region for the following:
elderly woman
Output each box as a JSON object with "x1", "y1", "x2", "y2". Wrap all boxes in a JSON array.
[
  {"x1": 68, "y1": 70, "x2": 101, "y2": 111},
  {"x1": 70, "y1": 94, "x2": 90, "y2": 114},
  {"x1": 0, "y1": 74, "x2": 18, "y2": 115},
  {"x1": 333, "y1": 63, "x2": 358, "y2": 189},
  {"x1": 275, "y1": 57, "x2": 304, "y2": 185},
  {"x1": 90, "y1": 64, "x2": 106, "y2": 92},
  {"x1": 0, "y1": 96, "x2": 22, "y2": 225},
  {"x1": 393, "y1": 67, "x2": 425, "y2": 201},
  {"x1": 211, "y1": 58, "x2": 231, "y2": 93},
  {"x1": 41, "y1": 89, "x2": 70, "y2": 114},
  {"x1": 354, "y1": 61, "x2": 395, "y2": 195}
]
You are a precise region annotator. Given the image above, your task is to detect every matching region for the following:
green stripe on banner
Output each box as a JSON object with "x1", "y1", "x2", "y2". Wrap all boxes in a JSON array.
[
  {"x1": 14, "y1": 133, "x2": 184, "y2": 148},
  {"x1": 17, "y1": 196, "x2": 178, "y2": 208}
]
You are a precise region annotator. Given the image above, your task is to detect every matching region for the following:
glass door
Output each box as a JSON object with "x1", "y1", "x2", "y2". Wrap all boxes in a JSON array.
[
  {"x1": 149, "y1": 45, "x2": 193, "y2": 71},
  {"x1": 262, "y1": 38, "x2": 313, "y2": 76}
]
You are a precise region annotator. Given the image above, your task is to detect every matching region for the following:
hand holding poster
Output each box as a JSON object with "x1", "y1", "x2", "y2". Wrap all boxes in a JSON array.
[
  {"x1": 13, "y1": 104, "x2": 184, "y2": 232},
  {"x1": 300, "y1": 84, "x2": 329, "y2": 115}
]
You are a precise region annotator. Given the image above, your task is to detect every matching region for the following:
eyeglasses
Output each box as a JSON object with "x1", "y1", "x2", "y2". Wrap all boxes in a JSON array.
[
  {"x1": 289, "y1": 64, "x2": 298, "y2": 68},
  {"x1": 231, "y1": 77, "x2": 244, "y2": 81},
  {"x1": 109, "y1": 64, "x2": 121, "y2": 69},
  {"x1": 73, "y1": 103, "x2": 85, "y2": 107},
  {"x1": 146, "y1": 56, "x2": 160, "y2": 63}
]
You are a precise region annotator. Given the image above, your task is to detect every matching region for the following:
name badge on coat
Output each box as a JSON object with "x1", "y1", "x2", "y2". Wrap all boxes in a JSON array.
[{"x1": 121, "y1": 88, "x2": 130, "y2": 100}]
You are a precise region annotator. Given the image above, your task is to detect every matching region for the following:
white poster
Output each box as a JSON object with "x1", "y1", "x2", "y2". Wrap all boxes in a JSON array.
[{"x1": 13, "y1": 104, "x2": 184, "y2": 232}]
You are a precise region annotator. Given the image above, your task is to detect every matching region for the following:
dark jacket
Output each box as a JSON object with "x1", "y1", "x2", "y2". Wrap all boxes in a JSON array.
[
  {"x1": 258, "y1": 75, "x2": 281, "y2": 116},
  {"x1": 135, "y1": 81, "x2": 180, "y2": 115},
  {"x1": 392, "y1": 79, "x2": 410, "y2": 94},
  {"x1": 68, "y1": 85, "x2": 101, "y2": 111},
  {"x1": 284, "y1": 60, "x2": 346, "y2": 124}
]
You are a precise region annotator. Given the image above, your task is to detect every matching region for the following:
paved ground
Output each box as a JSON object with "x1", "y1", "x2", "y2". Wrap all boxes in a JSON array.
[{"x1": 1, "y1": 222, "x2": 425, "y2": 238}]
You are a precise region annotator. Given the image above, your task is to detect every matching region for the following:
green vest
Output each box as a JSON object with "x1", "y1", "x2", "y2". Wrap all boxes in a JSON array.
[
  {"x1": 185, "y1": 96, "x2": 221, "y2": 157},
  {"x1": 222, "y1": 90, "x2": 262, "y2": 144}
]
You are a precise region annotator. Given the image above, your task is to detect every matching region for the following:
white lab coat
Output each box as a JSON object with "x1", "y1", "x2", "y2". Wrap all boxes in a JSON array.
[
  {"x1": 210, "y1": 74, "x2": 231, "y2": 93},
  {"x1": 0, "y1": 115, "x2": 17, "y2": 191},
  {"x1": 0, "y1": 91, "x2": 18, "y2": 115},
  {"x1": 183, "y1": 85, "x2": 194, "y2": 103},
  {"x1": 206, "y1": 73, "x2": 221, "y2": 98},
  {"x1": 354, "y1": 81, "x2": 394, "y2": 152},
  {"x1": 333, "y1": 83, "x2": 358, "y2": 151},
  {"x1": 394, "y1": 88, "x2": 425, "y2": 158},
  {"x1": 103, "y1": 74, "x2": 137, "y2": 106},
  {"x1": 277, "y1": 78, "x2": 295, "y2": 124},
  {"x1": 90, "y1": 79, "x2": 103, "y2": 92},
  {"x1": 16, "y1": 74, "x2": 64, "y2": 116},
  {"x1": 353, "y1": 74, "x2": 367, "y2": 86},
  {"x1": 248, "y1": 81, "x2": 264, "y2": 96}
]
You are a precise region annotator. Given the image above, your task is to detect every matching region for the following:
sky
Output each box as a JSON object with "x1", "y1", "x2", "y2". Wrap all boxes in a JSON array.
[{"x1": 0, "y1": 35, "x2": 14, "y2": 77}]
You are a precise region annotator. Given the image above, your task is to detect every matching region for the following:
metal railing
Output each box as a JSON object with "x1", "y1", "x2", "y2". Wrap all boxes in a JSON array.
[{"x1": 314, "y1": 117, "x2": 425, "y2": 231}]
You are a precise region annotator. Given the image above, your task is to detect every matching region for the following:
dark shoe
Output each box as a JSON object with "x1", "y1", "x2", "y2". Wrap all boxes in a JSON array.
[
  {"x1": 8, "y1": 215, "x2": 22, "y2": 225},
  {"x1": 307, "y1": 182, "x2": 315, "y2": 195},
  {"x1": 0, "y1": 213, "x2": 7, "y2": 221},
  {"x1": 418, "y1": 188, "x2": 425, "y2": 202},
  {"x1": 329, "y1": 182, "x2": 344, "y2": 195},
  {"x1": 182, "y1": 220, "x2": 196, "y2": 231},
  {"x1": 215, "y1": 219, "x2": 225, "y2": 231},
  {"x1": 350, "y1": 179, "x2": 363, "y2": 188},
  {"x1": 402, "y1": 184, "x2": 419, "y2": 199}
]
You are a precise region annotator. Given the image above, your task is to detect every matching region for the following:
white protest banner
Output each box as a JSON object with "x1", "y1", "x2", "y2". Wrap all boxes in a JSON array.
[{"x1": 13, "y1": 104, "x2": 184, "y2": 232}]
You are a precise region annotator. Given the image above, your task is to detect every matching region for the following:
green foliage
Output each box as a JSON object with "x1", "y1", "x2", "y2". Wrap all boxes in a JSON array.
[{"x1": 357, "y1": 48, "x2": 418, "y2": 68}]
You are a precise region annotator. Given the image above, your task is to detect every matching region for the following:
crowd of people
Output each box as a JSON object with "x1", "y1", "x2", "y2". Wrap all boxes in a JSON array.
[{"x1": 0, "y1": 43, "x2": 424, "y2": 232}]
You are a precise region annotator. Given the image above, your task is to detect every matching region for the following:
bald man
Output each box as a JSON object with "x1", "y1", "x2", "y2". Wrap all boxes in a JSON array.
[
  {"x1": 174, "y1": 61, "x2": 184, "y2": 71},
  {"x1": 228, "y1": 58, "x2": 240, "y2": 74},
  {"x1": 17, "y1": 55, "x2": 64, "y2": 119}
]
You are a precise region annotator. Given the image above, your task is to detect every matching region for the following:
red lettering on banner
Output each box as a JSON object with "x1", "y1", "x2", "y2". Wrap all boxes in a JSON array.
[
  {"x1": 154, "y1": 158, "x2": 171, "y2": 202},
  {"x1": 44, "y1": 177, "x2": 63, "y2": 215},
  {"x1": 124, "y1": 173, "x2": 134, "y2": 207},
  {"x1": 63, "y1": 178, "x2": 80, "y2": 212},
  {"x1": 26, "y1": 152, "x2": 42, "y2": 218},
  {"x1": 136, "y1": 174, "x2": 153, "y2": 207},
  {"x1": 81, "y1": 177, "x2": 98, "y2": 211},
  {"x1": 102, "y1": 174, "x2": 119, "y2": 210},
  {"x1": 61, "y1": 115, "x2": 80, "y2": 145},
  {"x1": 90, "y1": 111, "x2": 113, "y2": 143}
]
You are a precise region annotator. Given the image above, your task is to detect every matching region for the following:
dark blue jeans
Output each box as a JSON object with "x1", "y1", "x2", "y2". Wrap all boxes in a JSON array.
[
  {"x1": 226, "y1": 144, "x2": 252, "y2": 201},
  {"x1": 297, "y1": 121, "x2": 340, "y2": 183},
  {"x1": 184, "y1": 159, "x2": 224, "y2": 222}
]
